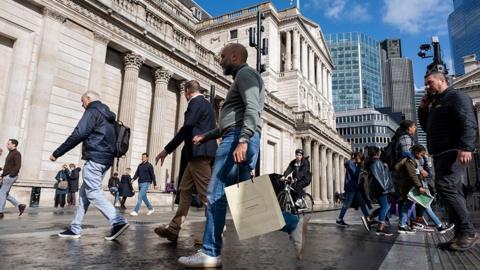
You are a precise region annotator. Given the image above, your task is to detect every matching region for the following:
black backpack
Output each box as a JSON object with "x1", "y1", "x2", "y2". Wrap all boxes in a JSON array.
[
  {"x1": 381, "y1": 138, "x2": 398, "y2": 170},
  {"x1": 114, "y1": 121, "x2": 130, "y2": 165}
]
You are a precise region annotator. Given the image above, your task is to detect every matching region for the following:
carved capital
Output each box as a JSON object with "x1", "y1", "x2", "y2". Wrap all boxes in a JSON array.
[
  {"x1": 124, "y1": 53, "x2": 144, "y2": 69},
  {"x1": 43, "y1": 8, "x2": 66, "y2": 23},
  {"x1": 93, "y1": 32, "x2": 109, "y2": 44},
  {"x1": 153, "y1": 67, "x2": 173, "y2": 84},
  {"x1": 313, "y1": 141, "x2": 319, "y2": 146},
  {"x1": 303, "y1": 136, "x2": 312, "y2": 143},
  {"x1": 176, "y1": 80, "x2": 188, "y2": 93}
]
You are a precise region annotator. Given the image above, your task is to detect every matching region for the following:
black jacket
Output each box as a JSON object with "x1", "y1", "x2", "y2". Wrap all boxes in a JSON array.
[
  {"x1": 108, "y1": 176, "x2": 120, "y2": 189},
  {"x1": 164, "y1": 95, "x2": 217, "y2": 160},
  {"x1": 119, "y1": 174, "x2": 134, "y2": 197},
  {"x1": 53, "y1": 101, "x2": 117, "y2": 166},
  {"x1": 68, "y1": 167, "x2": 81, "y2": 192},
  {"x1": 418, "y1": 89, "x2": 477, "y2": 155},
  {"x1": 283, "y1": 157, "x2": 311, "y2": 184},
  {"x1": 133, "y1": 161, "x2": 157, "y2": 186}
]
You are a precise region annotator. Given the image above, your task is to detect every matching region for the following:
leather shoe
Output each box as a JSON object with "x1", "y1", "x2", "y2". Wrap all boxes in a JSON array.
[
  {"x1": 449, "y1": 233, "x2": 480, "y2": 251},
  {"x1": 18, "y1": 204, "x2": 26, "y2": 216},
  {"x1": 154, "y1": 225, "x2": 178, "y2": 242},
  {"x1": 0, "y1": 213, "x2": 4, "y2": 219}
]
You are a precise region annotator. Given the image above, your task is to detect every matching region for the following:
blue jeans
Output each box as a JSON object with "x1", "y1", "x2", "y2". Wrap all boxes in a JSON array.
[
  {"x1": 424, "y1": 207, "x2": 442, "y2": 226},
  {"x1": 400, "y1": 200, "x2": 414, "y2": 226},
  {"x1": 70, "y1": 161, "x2": 127, "y2": 234},
  {"x1": 0, "y1": 175, "x2": 21, "y2": 212},
  {"x1": 109, "y1": 187, "x2": 119, "y2": 206},
  {"x1": 202, "y1": 129, "x2": 299, "y2": 257},
  {"x1": 338, "y1": 191, "x2": 369, "y2": 220},
  {"x1": 377, "y1": 194, "x2": 389, "y2": 223},
  {"x1": 134, "y1": 182, "x2": 153, "y2": 212}
]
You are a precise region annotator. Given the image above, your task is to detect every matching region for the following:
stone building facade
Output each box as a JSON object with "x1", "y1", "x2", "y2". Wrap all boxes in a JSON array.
[{"x1": 0, "y1": 0, "x2": 350, "y2": 206}]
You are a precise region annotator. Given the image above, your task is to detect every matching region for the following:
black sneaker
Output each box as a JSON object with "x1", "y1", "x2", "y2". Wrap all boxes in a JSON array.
[
  {"x1": 336, "y1": 220, "x2": 349, "y2": 227},
  {"x1": 437, "y1": 223, "x2": 455, "y2": 235},
  {"x1": 58, "y1": 229, "x2": 81, "y2": 239},
  {"x1": 360, "y1": 216, "x2": 370, "y2": 232},
  {"x1": 376, "y1": 228, "x2": 394, "y2": 236},
  {"x1": 105, "y1": 223, "x2": 129, "y2": 241},
  {"x1": 398, "y1": 225, "x2": 416, "y2": 234}
]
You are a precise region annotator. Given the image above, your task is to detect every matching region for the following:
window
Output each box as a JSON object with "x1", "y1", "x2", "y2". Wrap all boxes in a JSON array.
[{"x1": 230, "y1": 29, "x2": 238, "y2": 39}]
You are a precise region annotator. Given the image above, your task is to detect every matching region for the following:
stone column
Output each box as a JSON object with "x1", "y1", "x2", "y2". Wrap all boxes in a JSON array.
[
  {"x1": 88, "y1": 32, "x2": 109, "y2": 94},
  {"x1": 292, "y1": 29, "x2": 300, "y2": 71},
  {"x1": 320, "y1": 145, "x2": 328, "y2": 204},
  {"x1": 302, "y1": 38, "x2": 308, "y2": 77},
  {"x1": 322, "y1": 65, "x2": 328, "y2": 99},
  {"x1": 327, "y1": 149, "x2": 333, "y2": 203},
  {"x1": 309, "y1": 49, "x2": 315, "y2": 84},
  {"x1": 328, "y1": 70, "x2": 333, "y2": 102},
  {"x1": 22, "y1": 8, "x2": 65, "y2": 181},
  {"x1": 172, "y1": 80, "x2": 188, "y2": 183},
  {"x1": 117, "y1": 52, "x2": 144, "y2": 173},
  {"x1": 148, "y1": 67, "x2": 173, "y2": 186},
  {"x1": 315, "y1": 58, "x2": 321, "y2": 92},
  {"x1": 334, "y1": 153, "x2": 340, "y2": 195},
  {"x1": 303, "y1": 136, "x2": 312, "y2": 159},
  {"x1": 285, "y1": 30, "x2": 292, "y2": 71},
  {"x1": 312, "y1": 141, "x2": 320, "y2": 203},
  {"x1": 339, "y1": 156, "x2": 345, "y2": 192}
]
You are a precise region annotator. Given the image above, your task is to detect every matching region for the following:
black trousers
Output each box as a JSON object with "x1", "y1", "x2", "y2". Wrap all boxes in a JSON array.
[
  {"x1": 293, "y1": 179, "x2": 310, "y2": 201},
  {"x1": 434, "y1": 151, "x2": 475, "y2": 237},
  {"x1": 55, "y1": 194, "x2": 66, "y2": 208}
]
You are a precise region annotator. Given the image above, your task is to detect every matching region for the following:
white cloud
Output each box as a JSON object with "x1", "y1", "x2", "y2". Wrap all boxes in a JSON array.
[
  {"x1": 304, "y1": 0, "x2": 371, "y2": 22},
  {"x1": 382, "y1": 0, "x2": 453, "y2": 35}
]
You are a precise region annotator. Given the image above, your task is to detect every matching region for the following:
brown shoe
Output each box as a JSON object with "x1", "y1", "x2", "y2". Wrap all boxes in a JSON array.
[
  {"x1": 449, "y1": 233, "x2": 480, "y2": 251},
  {"x1": 0, "y1": 213, "x2": 4, "y2": 219},
  {"x1": 154, "y1": 225, "x2": 178, "y2": 242},
  {"x1": 18, "y1": 204, "x2": 26, "y2": 216},
  {"x1": 438, "y1": 235, "x2": 459, "y2": 249}
]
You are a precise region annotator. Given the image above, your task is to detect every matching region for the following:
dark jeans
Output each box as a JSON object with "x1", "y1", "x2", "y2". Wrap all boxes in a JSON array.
[
  {"x1": 293, "y1": 179, "x2": 310, "y2": 201},
  {"x1": 434, "y1": 151, "x2": 475, "y2": 237},
  {"x1": 55, "y1": 194, "x2": 66, "y2": 208},
  {"x1": 67, "y1": 192, "x2": 76, "y2": 206}
]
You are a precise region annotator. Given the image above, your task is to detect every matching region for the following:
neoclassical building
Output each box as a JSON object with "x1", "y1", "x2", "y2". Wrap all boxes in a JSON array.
[{"x1": 0, "y1": 0, "x2": 350, "y2": 206}]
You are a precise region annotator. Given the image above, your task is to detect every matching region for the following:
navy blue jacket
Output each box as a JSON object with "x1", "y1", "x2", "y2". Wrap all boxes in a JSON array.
[
  {"x1": 133, "y1": 161, "x2": 156, "y2": 186},
  {"x1": 164, "y1": 95, "x2": 217, "y2": 160},
  {"x1": 53, "y1": 101, "x2": 117, "y2": 166},
  {"x1": 344, "y1": 159, "x2": 361, "y2": 192}
]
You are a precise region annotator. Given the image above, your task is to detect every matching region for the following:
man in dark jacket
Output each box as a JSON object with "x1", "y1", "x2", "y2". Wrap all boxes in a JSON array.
[
  {"x1": 50, "y1": 91, "x2": 128, "y2": 241},
  {"x1": 154, "y1": 80, "x2": 217, "y2": 242},
  {"x1": 283, "y1": 149, "x2": 311, "y2": 207},
  {"x1": 130, "y1": 153, "x2": 157, "y2": 216},
  {"x1": 67, "y1": 163, "x2": 80, "y2": 206},
  {"x1": 418, "y1": 70, "x2": 478, "y2": 251},
  {"x1": 0, "y1": 139, "x2": 26, "y2": 219}
]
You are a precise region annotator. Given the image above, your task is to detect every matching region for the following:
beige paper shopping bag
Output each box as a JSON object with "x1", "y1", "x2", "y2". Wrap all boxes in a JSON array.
[{"x1": 225, "y1": 174, "x2": 285, "y2": 240}]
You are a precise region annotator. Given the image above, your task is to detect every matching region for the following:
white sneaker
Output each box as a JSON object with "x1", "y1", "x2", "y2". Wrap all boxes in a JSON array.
[
  {"x1": 178, "y1": 250, "x2": 221, "y2": 268},
  {"x1": 129, "y1": 211, "x2": 138, "y2": 216},
  {"x1": 147, "y1": 209, "x2": 155, "y2": 216},
  {"x1": 290, "y1": 216, "x2": 310, "y2": 260}
]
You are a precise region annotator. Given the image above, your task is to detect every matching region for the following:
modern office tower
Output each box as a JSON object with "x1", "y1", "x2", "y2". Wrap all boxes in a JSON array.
[
  {"x1": 326, "y1": 32, "x2": 382, "y2": 111},
  {"x1": 448, "y1": 0, "x2": 480, "y2": 75}
]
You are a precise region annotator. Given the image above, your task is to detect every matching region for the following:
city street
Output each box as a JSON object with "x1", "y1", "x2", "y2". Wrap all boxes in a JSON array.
[{"x1": 2, "y1": 206, "x2": 480, "y2": 269}]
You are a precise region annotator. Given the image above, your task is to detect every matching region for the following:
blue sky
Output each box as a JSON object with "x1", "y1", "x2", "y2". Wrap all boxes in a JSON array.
[{"x1": 194, "y1": 0, "x2": 454, "y2": 90}]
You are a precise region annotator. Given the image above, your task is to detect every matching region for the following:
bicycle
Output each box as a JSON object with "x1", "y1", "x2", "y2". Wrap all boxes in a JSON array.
[{"x1": 277, "y1": 176, "x2": 314, "y2": 215}]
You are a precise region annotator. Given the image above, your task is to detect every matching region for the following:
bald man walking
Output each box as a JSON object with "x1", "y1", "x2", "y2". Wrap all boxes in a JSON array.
[{"x1": 178, "y1": 44, "x2": 309, "y2": 268}]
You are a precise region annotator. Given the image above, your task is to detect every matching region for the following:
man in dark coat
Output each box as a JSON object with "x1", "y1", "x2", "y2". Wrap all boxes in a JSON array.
[
  {"x1": 50, "y1": 91, "x2": 128, "y2": 240},
  {"x1": 418, "y1": 70, "x2": 478, "y2": 251},
  {"x1": 67, "y1": 163, "x2": 81, "y2": 206},
  {"x1": 283, "y1": 149, "x2": 311, "y2": 206},
  {"x1": 154, "y1": 80, "x2": 217, "y2": 242}
]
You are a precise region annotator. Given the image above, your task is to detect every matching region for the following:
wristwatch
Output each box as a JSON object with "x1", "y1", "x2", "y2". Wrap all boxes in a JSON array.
[{"x1": 238, "y1": 137, "x2": 249, "y2": 144}]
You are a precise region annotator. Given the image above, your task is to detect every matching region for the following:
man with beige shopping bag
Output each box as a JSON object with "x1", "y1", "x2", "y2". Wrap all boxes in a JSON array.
[{"x1": 178, "y1": 43, "x2": 310, "y2": 268}]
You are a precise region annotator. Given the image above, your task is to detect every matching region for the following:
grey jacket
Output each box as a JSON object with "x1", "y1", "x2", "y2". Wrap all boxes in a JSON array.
[{"x1": 204, "y1": 64, "x2": 265, "y2": 142}]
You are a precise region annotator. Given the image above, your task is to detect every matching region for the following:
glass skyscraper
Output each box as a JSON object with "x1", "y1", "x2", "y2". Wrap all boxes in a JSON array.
[
  {"x1": 448, "y1": 0, "x2": 480, "y2": 75},
  {"x1": 326, "y1": 32, "x2": 382, "y2": 111}
]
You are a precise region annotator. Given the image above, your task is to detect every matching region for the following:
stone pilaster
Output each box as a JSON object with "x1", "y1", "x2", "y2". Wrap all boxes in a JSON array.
[
  {"x1": 334, "y1": 153, "x2": 340, "y2": 196},
  {"x1": 285, "y1": 30, "x2": 292, "y2": 71},
  {"x1": 312, "y1": 141, "x2": 320, "y2": 203},
  {"x1": 316, "y1": 58, "x2": 322, "y2": 92},
  {"x1": 292, "y1": 29, "x2": 300, "y2": 71},
  {"x1": 301, "y1": 38, "x2": 308, "y2": 77},
  {"x1": 327, "y1": 70, "x2": 333, "y2": 102},
  {"x1": 320, "y1": 145, "x2": 328, "y2": 204},
  {"x1": 339, "y1": 156, "x2": 346, "y2": 192},
  {"x1": 22, "y1": 8, "x2": 65, "y2": 181},
  {"x1": 117, "y1": 52, "x2": 144, "y2": 173},
  {"x1": 149, "y1": 67, "x2": 173, "y2": 186},
  {"x1": 309, "y1": 49, "x2": 315, "y2": 84},
  {"x1": 322, "y1": 65, "x2": 328, "y2": 99},
  {"x1": 327, "y1": 149, "x2": 333, "y2": 203},
  {"x1": 88, "y1": 32, "x2": 109, "y2": 94}
]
